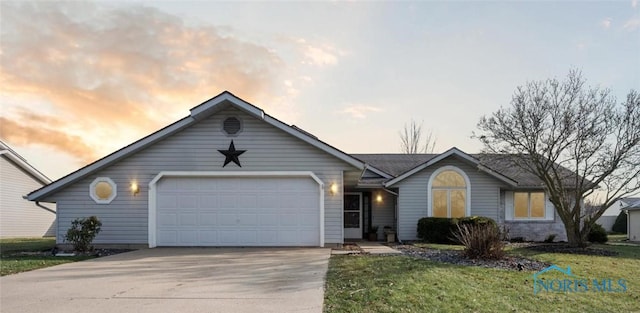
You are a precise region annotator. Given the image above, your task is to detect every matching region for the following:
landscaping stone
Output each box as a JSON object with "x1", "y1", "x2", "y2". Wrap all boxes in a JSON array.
[
  {"x1": 524, "y1": 244, "x2": 619, "y2": 256},
  {"x1": 394, "y1": 244, "x2": 551, "y2": 271}
]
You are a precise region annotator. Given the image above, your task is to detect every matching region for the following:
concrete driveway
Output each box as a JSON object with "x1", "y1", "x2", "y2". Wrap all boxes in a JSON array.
[{"x1": 0, "y1": 248, "x2": 330, "y2": 313}]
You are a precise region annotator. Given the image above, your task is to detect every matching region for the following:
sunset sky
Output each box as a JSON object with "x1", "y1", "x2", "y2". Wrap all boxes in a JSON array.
[{"x1": 1, "y1": 1, "x2": 639, "y2": 180}]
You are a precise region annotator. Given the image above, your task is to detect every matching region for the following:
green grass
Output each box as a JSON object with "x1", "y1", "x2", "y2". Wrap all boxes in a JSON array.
[
  {"x1": 0, "y1": 237, "x2": 93, "y2": 276},
  {"x1": 324, "y1": 243, "x2": 640, "y2": 313}
]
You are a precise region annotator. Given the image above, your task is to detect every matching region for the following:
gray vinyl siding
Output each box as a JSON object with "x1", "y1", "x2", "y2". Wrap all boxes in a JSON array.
[
  {"x1": 0, "y1": 157, "x2": 56, "y2": 238},
  {"x1": 371, "y1": 189, "x2": 395, "y2": 240},
  {"x1": 45, "y1": 107, "x2": 355, "y2": 245},
  {"x1": 395, "y1": 157, "x2": 507, "y2": 241}
]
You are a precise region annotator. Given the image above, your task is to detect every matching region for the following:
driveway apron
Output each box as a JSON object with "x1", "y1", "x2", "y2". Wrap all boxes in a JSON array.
[{"x1": 0, "y1": 248, "x2": 330, "y2": 313}]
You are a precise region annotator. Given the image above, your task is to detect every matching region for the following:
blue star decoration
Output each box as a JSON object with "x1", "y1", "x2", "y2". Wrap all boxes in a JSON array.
[{"x1": 218, "y1": 140, "x2": 246, "y2": 167}]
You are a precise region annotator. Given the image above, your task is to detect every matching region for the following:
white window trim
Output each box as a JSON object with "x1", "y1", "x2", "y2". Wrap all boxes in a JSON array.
[
  {"x1": 89, "y1": 177, "x2": 117, "y2": 204},
  {"x1": 427, "y1": 166, "x2": 471, "y2": 218},
  {"x1": 505, "y1": 191, "x2": 554, "y2": 221}
]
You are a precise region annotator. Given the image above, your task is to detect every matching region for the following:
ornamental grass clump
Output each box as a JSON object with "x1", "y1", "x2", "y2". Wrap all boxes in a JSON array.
[{"x1": 452, "y1": 223, "x2": 505, "y2": 260}]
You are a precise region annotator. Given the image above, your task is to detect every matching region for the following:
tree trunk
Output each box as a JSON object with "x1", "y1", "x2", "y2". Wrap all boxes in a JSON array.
[{"x1": 565, "y1": 222, "x2": 588, "y2": 248}]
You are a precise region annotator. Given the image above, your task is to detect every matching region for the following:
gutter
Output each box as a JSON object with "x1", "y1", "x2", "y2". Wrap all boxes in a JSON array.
[{"x1": 25, "y1": 195, "x2": 56, "y2": 214}]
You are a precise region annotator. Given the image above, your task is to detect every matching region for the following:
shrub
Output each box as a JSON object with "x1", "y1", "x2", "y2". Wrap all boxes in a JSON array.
[
  {"x1": 452, "y1": 223, "x2": 505, "y2": 259},
  {"x1": 417, "y1": 216, "x2": 498, "y2": 244},
  {"x1": 65, "y1": 216, "x2": 102, "y2": 252},
  {"x1": 510, "y1": 237, "x2": 525, "y2": 243},
  {"x1": 588, "y1": 223, "x2": 608, "y2": 243},
  {"x1": 612, "y1": 211, "x2": 627, "y2": 234},
  {"x1": 417, "y1": 218, "x2": 456, "y2": 243},
  {"x1": 543, "y1": 234, "x2": 557, "y2": 243}
]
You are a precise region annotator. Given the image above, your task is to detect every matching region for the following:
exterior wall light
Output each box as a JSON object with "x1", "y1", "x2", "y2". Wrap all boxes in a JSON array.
[
  {"x1": 330, "y1": 183, "x2": 338, "y2": 195},
  {"x1": 130, "y1": 182, "x2": 140, "y2": 196},
  {"x1": 376, "y1": 194, "x2": 383, "y2": 203}
]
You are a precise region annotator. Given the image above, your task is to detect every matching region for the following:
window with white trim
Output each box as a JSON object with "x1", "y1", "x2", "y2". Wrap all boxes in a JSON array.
[
  {"x1": 90, "y1": 177, "x2": 117, "y2": 204},
  {"x1": 430, "y1": 169, "x2": 467, "y2": 218},
  {"x1": 514, "y1": 192, "x2": 545, "y2": 219}
]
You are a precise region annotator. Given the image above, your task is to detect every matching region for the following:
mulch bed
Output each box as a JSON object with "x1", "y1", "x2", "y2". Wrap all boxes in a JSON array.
[
  {"x1": 524, "y1": 244, "x2": 619, "y2": 256},
  {"x1": 394, "y1": 244, "x2": 550, "y2": 271}
]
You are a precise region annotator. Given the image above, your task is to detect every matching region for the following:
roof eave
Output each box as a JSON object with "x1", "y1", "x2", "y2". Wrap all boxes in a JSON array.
[
  {"x1": 0, "y1": 150, "x2": 51, "y2": 185},
  {"x1": 27, "y1": 116, "x2": 196, "y2": 201},
  {"x1": 385, "y1": 147, "x2": 476, "y2": 187}
]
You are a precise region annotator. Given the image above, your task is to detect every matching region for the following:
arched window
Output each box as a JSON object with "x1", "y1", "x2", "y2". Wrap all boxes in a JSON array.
[{"x1": 428, "y1": 166, "x2": 470, "y2": 218}]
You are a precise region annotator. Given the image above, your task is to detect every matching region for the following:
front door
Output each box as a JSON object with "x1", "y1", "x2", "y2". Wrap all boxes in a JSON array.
[{"x1": 344, "y1": 193, "x2": 362, "y2": 239}]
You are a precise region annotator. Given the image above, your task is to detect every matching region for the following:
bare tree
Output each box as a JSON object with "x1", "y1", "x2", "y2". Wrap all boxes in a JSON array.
[
  {"x1": 477, "y1": 69, "x2": 640, "y2": 247},
  {"x1": 400, "y1": 119, "x2": 437, "y2": 154}
]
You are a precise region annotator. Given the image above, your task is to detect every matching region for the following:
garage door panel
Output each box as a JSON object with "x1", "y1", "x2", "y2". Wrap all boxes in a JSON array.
[
  {"x1": 179, "y1": 231, "x2": 198, "y2": 244},
  {"x1": 238, "y1": 231, "x2": 257, "y2": 243},
  {"x1": 199, "y1": 230, "x2": 218, "y2": 243},
  {"x1": 218, "y1": 231, "x2": 237, "y2": 244},
  {"x1": 158, "y1": 230, "x2": 177, "y2": 244},
  {"x1": 157, "y1": 195, "x2": 177, "y2": 209},
  {"x1": 259, "y1": 214, "x2": 279, "y2": 226},
  {"x1": 199, "y1": 213, "x2": 217, "y2": 226},
  {"x1": 158, "y1": 213, "x2": 178, "y2": 226},
  {"x1": 179, "y1": 213, "x2": 198, "y2": 226},
  {"x1": 156, "y1": 176, "x2": 320, "y2": 246},
  {"x1": 238, "y1": 214, "x2": 258, "y2": 226}
]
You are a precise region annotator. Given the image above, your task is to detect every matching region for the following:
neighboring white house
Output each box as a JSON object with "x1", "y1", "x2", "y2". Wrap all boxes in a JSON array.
[
  {"x1": 597, "y1": 197, "x2": 640, "y2": 232},
  {"x1": 0, "y1": 140, "x2": 56, "y2": 237},
  {"x1": 625, "y1": 200, "x2": 640, "y2": 242}
]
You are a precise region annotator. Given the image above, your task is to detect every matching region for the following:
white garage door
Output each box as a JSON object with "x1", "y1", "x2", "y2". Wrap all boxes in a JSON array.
[{"x1": 155, "y1": 176, "x2": 320, "y2": 246}]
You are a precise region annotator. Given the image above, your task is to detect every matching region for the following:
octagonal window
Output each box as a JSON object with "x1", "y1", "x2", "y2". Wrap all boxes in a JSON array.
[{"x1": 90, "y1": 177, "x2": 117, "y2": 204}]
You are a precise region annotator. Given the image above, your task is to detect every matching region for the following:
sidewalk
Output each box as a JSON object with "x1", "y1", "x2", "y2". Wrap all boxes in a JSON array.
[{"x1": 357, "y1": 242, "x2": 402, "y2": 255}]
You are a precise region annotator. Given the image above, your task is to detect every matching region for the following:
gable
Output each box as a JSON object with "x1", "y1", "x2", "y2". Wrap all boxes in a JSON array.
[
  {"x1": 389, "y1": 155, "x2": 511, "y2": 189},
  {"x1": 385, "y1": 148, "x2": 517, "y2": 188},
  {"x1": 0, "y1": 142, "x2": 51, "y2": 185},
  {"x1": 28, "y1": 92, "x2": 373, "y2": 201}
]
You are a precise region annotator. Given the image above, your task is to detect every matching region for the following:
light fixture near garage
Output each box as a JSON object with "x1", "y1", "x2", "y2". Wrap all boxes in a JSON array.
[
  {"x1": 130, "y1": 182, "x2": 140, "y2": 196},
  {"x1": 376, "y1": 193, "x2": 383, "y2": 203}
]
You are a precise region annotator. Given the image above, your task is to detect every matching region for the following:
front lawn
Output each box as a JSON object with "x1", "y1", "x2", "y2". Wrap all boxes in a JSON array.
[
  {"x1": 0, "y1": 237, "x2": 93, "y2": 276},
  {"x1": 324, "y1": 243, "x2": 640, "y2": 312}
]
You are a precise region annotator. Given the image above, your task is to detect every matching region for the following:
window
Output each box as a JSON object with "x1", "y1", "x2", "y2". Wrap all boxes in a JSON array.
[
  {"x1": 514, "y1": 192, "x2": 545, "y2": 219},
  {"x1": 222, "y1": 117, "x2": 242, "y2": 136},
  {"x1": 90, "y1": 177, "x2": 117, "y2": 204},
  {"x1": 429, "y1": 168, "x2": 469, "y2": 218}
]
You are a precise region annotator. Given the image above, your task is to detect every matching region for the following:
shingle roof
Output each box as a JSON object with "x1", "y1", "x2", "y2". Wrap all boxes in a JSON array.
[
  {"x1": 623, "y1": 198, "x2": 640, "y2": 210},
  {"x1": 353, "y1": 153, "x2": 579, "y2": 188}
]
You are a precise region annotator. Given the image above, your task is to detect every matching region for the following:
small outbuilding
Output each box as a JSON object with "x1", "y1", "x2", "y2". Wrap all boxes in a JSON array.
[{"x1": 625, "y1": 200, "x2": 640, "y2": 242}]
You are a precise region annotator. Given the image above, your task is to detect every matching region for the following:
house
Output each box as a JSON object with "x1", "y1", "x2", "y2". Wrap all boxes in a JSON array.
[
  {"x1": 625, "y1": 199, "x2": 640, "y2": 242},
  {"x1": 1, "y1": 140, "x2": 56, "y2": 238},
  {"x1": 597, "y1": 197, "x2": 639, "y2": 232},
  {"x1": 27, "y1": 92, "x2": 569, "y2": 247}
]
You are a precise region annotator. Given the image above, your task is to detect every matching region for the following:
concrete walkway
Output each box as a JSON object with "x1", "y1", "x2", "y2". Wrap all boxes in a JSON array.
[
  {"x1": 0, "y1": 248, "x2": 330, "y2": 313},
  {"x1": 357, "y1": 242, "x2": 402, "y2": 255}
]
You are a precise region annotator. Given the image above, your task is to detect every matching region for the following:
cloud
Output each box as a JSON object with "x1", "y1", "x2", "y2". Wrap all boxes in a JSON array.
[
  {"x1": 632, "y1": 0, "x2": 637, "y2": 8},
  {"x1": 600, "y1": 17, "x2": 612, "y2": 29},
  {"x1": 623, "y1": 17, "x2": 640, "y2": 30},
  {"x1": 0, "y1": 116, "x2": 98, "y2": 163},
  {"x1": 0, "y1": 2, "x2": 294, "y2": 162},
  {"x1": 339, "y1": 104, "x2": 383, "y2": 119},
  {"x1": 295, "y1": 38, "x2": 341, "y2": 66}
]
